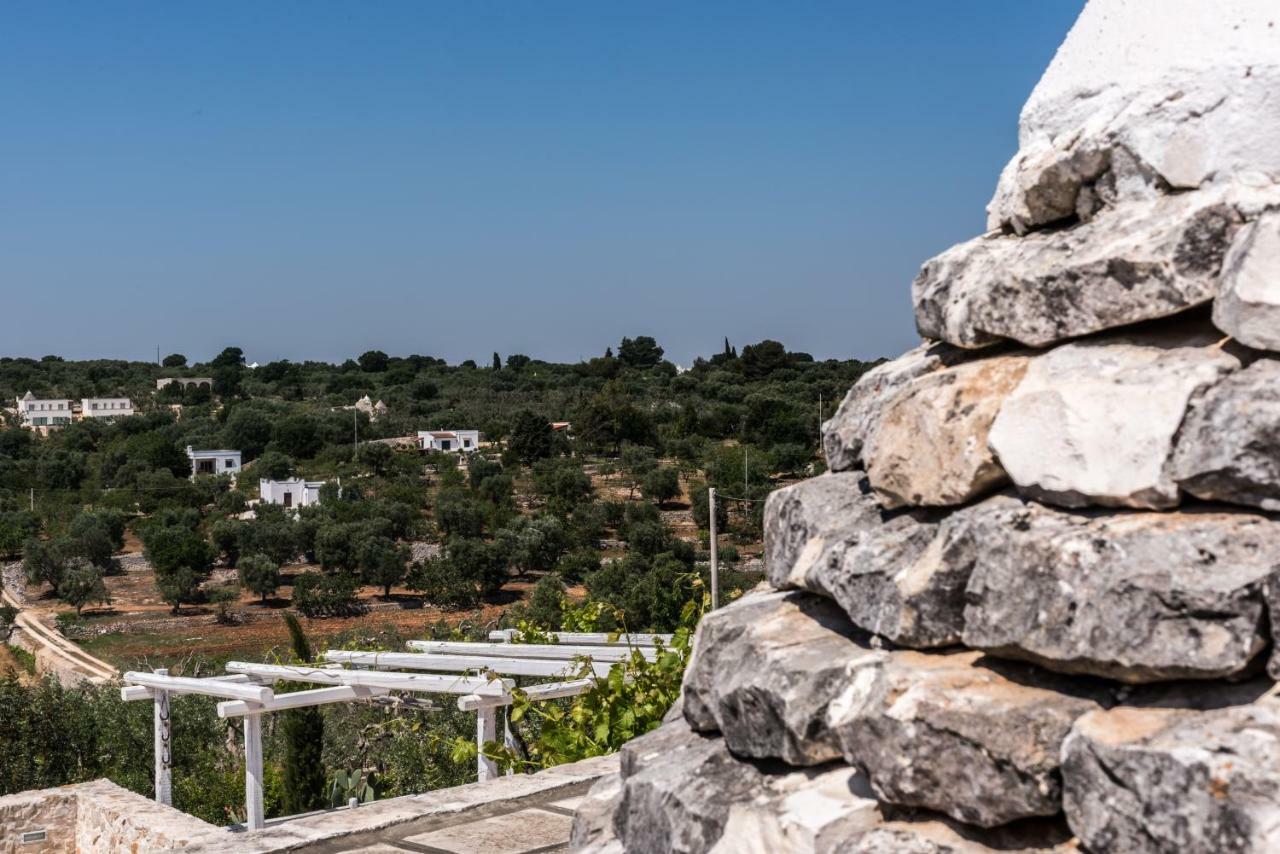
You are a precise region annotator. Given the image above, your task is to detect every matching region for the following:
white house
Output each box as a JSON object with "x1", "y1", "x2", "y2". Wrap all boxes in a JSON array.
[
  {"x1": 16, "y1": 392, "x2": 73, "y2": 431},
  {"x1": 80, "y1": 397, "x2": 134, "y2": 420},
  {"x1": 187, "y1": 447, "x2": 242, "y2": 479},
  {"x1": 260, "y1": 477, "x2": 324, "y2": 509},
  {"x1": 418, "y1": 430, "x2": 481, "y2": 453}
]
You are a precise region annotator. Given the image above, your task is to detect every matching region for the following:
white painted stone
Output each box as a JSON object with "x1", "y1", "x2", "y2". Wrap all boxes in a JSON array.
[
  {"x1": 987, "y1": 326, "x2": 1239, "y2": 509},
  {"x1": 1213, "y1": 210, "x2": 1280, "y2": 351},
  {"x1": 989, "y1": 0, "x2": 1280, "y2": 233}
]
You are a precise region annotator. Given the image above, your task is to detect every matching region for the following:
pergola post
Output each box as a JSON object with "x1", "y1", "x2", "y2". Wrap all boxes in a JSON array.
[
  {"x1": 153, "y1": 667, "x2": 172, "y2": 806},
  {"x1": 244, "y1": 712, "x2": 265, "y2": 831},
  {"x1": 476, "y1": 705, "x2": 498, "y2": 782}
]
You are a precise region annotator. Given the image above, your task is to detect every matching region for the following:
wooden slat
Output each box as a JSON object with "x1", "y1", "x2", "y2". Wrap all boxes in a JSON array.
[
  {"x1": 123, "y1": 671, "x2": 273, "y2": 704},
  {"x1": 217, "y1": 684, "x2": 390, "y2": 718},
  {"x1": 324, "y1": 649, "x2": 613, "y2": 679},
  {"x1": 488, "y1": 629, "x2": 672, "y2": 646},
  {"x1": 406, "y1": 640, "x2": 656, "y2": 662},
  {"x1": 456, "y1": 678, "x2": 597, "y2": 711},
  {"x1": 224, "y1": 661, "x2": 509, "y2": 694}
]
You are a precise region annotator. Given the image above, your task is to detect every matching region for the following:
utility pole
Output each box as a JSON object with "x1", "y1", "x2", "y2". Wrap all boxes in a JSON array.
[
  {"x1": 743, "y1": 447, "x2": 748, "y2": 496},
  {"x1": 353, "y1": 409, "x2": 358, "y2": 460},
  {"x1": 708, "y1": 487, "x2": 719, "y2": 610}
]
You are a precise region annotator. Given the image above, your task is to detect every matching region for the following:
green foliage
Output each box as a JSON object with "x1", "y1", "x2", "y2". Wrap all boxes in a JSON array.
[
  {"x1": 141, "y1": 522, "x2": 214, "y2": 613},
  {"x1": 360, "y1": 538, "x2": 410, "y2": 597},
  {"x1": 641, "y1": 466, "x2": 680, "y2": 507},
  {"x1": 292, "y1": 571, "x2": 359, "y2": 617},
  {"x1": 238, "y1": 553, "x2": 281, "y2": 602},
  {"x1": 56, "y1": 562, "x2": 109, "y2": 615},
  {"x1": 477, "y1": 589, "x2": 702, "y2": 773},
  {"x1": 508, "y1": 410, "x2": 555, "y2": 464}
]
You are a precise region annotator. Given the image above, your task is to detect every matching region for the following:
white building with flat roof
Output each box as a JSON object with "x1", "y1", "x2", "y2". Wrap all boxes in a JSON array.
[
  {"x1": 187, "y1": 447, "x2": 242, "y2": 479},
  {"x1": 80, "y1": 398, "x2": 134, "y2": 420},
  {"x1": 16, "y1": 392, "x2": 73, "y2": 431},
  {"x1": 418, "y1": 430, "x2": 480, "y2": 453},
  {"x1": 260, "y1": 477, "x2": 324, "y2": 509}
]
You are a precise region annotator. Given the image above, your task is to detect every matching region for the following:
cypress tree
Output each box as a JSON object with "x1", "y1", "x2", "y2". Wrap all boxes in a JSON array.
[{"x1": 281, "y1": 613, "x2": 327, "y2": 814}]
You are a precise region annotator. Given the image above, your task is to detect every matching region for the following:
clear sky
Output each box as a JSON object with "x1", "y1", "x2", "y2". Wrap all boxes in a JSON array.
[{"x1": 1, "y1": 1, "x2": 1084, "y2": 367}]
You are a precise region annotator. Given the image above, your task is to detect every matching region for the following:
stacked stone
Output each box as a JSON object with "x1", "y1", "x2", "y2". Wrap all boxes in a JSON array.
[{"x1": 572, "y1": 2, "x2": 1280, "y2": 852}]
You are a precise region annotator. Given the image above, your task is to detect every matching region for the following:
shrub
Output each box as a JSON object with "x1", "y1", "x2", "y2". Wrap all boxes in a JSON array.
[{"x1": 292, "y1": 571, "x2": 359, "y2": 617}]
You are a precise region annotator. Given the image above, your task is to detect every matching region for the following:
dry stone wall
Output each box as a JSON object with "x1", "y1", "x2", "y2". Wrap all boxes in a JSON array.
[{"x1": 573, "y1": 1, "x2": 1280, "y2": 851}]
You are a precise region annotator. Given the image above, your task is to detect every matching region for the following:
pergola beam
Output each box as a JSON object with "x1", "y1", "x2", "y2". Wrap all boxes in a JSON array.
[
  {"x1": 488, "y1": 629, "x2": 672, "y2": 646},
  {"x1": 324, "y1": 649, "x2": 612, "y2": 679},
  {"x1": 217, "y1": 684, "x2": 391, "y2": 718},
  {"x1": 224, "y1": 661, "x2": 508, "y2": 694},
  {"x1": 123, "y1": 671, "x2": 273, "y2": 704},
  {"x1": 457, "y1": 678, "x2": 598, "y2": 711},
  {"x1": 407, "y1": 640, "x2": 657, "y2": 662},
  {"x1": 121, "y1": 673, "x2": 256, "y2": 702}
]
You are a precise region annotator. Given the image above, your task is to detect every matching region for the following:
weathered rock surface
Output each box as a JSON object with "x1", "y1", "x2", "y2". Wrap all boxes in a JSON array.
[
  {"x1": 988, "y1": 0, "x2": 1280, "y2": 234},
  {"x1": 987, "y1": 327, "x2": 1239, "y2": 509},
  {"x1": 822, "y1": 343, "x2": 956, "y2": 473},
  {"x1": 1214, "y1": 210, "x2": 1280, "y2": 353},
  {"x1": 866, "y1": 352, "x2": 1028, "y2": 508},
  {"x1": 962, "y1": 499, "x2": 1279, "y2": 682},
  {"x1": 571, "y1": 773, "x2": 624, "y2": 852},
  {"x1": 764, "y1": 476, "x2": 986, "y2": 648},
  {"x1": 828, "y1": 648, "x2": 1106, "y2": 828},
  {"x1": 681, "y1": 589, "x2": 877, "y2": 765},
  {"x1": 610, "y1": 719, "x2": 882, "y2": 854},
  {"x1": 1172, "y1": 359, "x2": 1280, "y2": 510},
  {"x1": 846, "y1": 816, "x2": 1076, "y2": 854},
  {"x1": 1062, "y1": 687, "x2": 1280, "y2": 854},
  {"x1": 914, "y1": 189, "x2": 1246, "y2": 349}
]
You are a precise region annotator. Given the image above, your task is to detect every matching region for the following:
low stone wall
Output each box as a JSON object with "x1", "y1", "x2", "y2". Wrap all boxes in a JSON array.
[
  {"x1": 0, "y1": 788, "x2": 76, "y2": 854},
  {"x1": 0, "y1": 755, "x2": 617, "y2": 852},
  {"x1": 0, "y1": 780, "x2": 223, "y2": 853}
]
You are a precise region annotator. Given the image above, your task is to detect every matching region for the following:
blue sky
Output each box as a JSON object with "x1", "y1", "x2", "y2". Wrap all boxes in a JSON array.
[{"x1": 0, "y1": 2, "x2": 1083, "y2": 366}]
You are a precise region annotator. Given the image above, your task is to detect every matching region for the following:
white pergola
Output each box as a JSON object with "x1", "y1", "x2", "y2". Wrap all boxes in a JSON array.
[{"x1": 121, "y1": 631, "x2": 671, "y2": 831}]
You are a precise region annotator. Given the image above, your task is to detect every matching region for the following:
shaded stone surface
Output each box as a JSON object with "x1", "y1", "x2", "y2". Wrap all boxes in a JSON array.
[
  {"x1": 764, "y1": 477, "x2": 987, "y2": 648},
  {"x1": 569, "y1": 774, "x2": 623, "y2": 853},
  {"x1": 986, "y1": 326, "x2": 1239, "y2": 509},
  {"x1": 866, "y1": 352, "x2": 1028, "y2": 509},
  {"x1": 828, "y1": 648, "x2": 1107, "y2": 828},
  {"x1": 1062, "y1": 686, "x2": 1280, "y2": 854},
  {"x1": 962, "y1": 499, "x2": 1279, "y2": 682},
  {"x1": 681, "y1": 589, "x2": 877, "y2": 765},
  {"x1": 1173, "y1": 359, "x2": 1280, "y2": 511},
  {"x1": 611, "y1": 720, "x2": 881, "y2": 854},
  {"x1": 1213, "y1": 209, "x2": 1280, "y2": 352},
  {"x1": 914, "y1": 189, "x2": 1246, "y2": 350},
  {"x1": 847, "y1": 816, "x2": 1076, "y2": 854}
]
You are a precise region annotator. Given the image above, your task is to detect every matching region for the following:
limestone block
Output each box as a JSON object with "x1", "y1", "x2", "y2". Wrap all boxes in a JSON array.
[
  {"x1": 1172, "y1": 359, "x2": 1280, "y2": 510},
  {"x1": 986, "y1": 327, "x2": 1239, "y2": 509},
  {"x1": 866, "y1": 351, "x2": 1028, "y2": 508},
  {"x1": 828, "y1": 649, "x2": 1106, "y2": 828},
  {"x1": 822, "y1": 344, "x2": 962, "y2": 473},
  {"x1": 1062, "y1": 689, "x2": 1280, "y2": 854},
  {"x1": 1214, "y1": 211, "x2": 1280, "y2": 352},
  {"x1": 611, "y1": 719, "x2": 880, "y2": 854},
  {"x1": 681, "y1": 589, "x2": 880, "y2": 764},
  {"x1": 915, "y1": 190, "x2": 1245, "y2": 350},
  {"x1": 764, "y1": 477, "x2": 992, "y2": 648},
  {"x1": 962, "y1": 500, "x2": 1279, "y2": 682}
]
